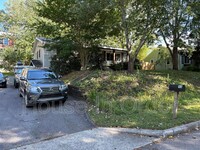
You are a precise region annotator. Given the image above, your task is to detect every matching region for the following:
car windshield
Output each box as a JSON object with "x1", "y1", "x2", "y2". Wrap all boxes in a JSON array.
[
  {"x1": 27, "y1": 71, "x2": 57, "y2": 80},
  {"x1": 14, "y1": 68, "x2": 23, "y2": 74}
]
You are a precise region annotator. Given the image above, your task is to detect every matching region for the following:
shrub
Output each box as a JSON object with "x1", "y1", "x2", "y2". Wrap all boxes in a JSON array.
[
  {"x1": 109, "y1": 59, "x2": 142, "y2": 71},
  {"x1": 50, "y1": 53, "x2": 81, "y2": 75},
  {"x1": 182, "y1": 65, "x2": 200, "y2": 72}
]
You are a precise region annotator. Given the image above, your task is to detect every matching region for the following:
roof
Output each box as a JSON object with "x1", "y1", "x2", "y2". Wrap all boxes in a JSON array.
[
  {"x1": 36, "y1": 37, "x2": 51, "y2": 43},
  {"x1": 99, "y1": 46, "x2": 127, "y2": 52},
  {"x1": 32, "y1": 37, "x2": 51, "y2": 53}
]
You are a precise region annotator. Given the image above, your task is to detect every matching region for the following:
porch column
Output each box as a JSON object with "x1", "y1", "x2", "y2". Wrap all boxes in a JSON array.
[
  {"x1": 103, "y1": 51, "x2": 106, "y2": 61},
  {"x1": 121, "y1": 53, "x2": 124, "y2": 63},
  {"x1": 113, "y1": 50, "x2": 116, "y2": 64}
]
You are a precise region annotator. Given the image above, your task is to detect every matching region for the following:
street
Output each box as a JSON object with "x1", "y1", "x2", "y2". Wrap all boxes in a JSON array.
[
  {"x1": 141, "y1": 129, "x2": 200, "y2": 150},
  {"x1": 0, "y1": 77, "x2": 94, "y2": 150}
]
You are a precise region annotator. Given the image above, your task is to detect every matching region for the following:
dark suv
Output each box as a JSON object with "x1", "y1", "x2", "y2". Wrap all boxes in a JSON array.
[
  {"x1": 0, "y1": 72, "x2": 7, "y2": 88},
  {"x1": 19, "y1": 68, "x2": 68, "y2": 107}
]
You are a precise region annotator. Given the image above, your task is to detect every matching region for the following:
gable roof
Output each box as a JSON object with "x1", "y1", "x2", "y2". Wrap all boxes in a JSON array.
[{"x1": 32, "y1": 37, "x2": 51, "y2": 53}]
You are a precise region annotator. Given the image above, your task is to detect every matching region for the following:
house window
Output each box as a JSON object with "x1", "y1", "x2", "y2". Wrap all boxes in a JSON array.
[
  {"x1": 150, "y1": 60, "x2": 154, "y2": 63},
  {"x1": 182, "y1": 55, "x2": 190, "y2": 64},
  {"x1": 107, "y1": 53, "x2": 113, "y2": 61},
  {"x1": 3, "y1": 38, "x2": 8, "y2": 45},
  {"x1": 0, "y1": 39, "x2": 3, "y2": 44},
  {"x1": 39, "y1": 49, "x2": 40, "y2": 58},
  {"x1": 115, "y1": 54, "x2": 121, "y2": 61}
]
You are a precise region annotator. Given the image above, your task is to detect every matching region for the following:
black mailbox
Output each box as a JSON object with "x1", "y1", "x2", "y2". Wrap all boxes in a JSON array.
[{"x1": 169, "y1": 84, "x2": 186, "y2": 92}]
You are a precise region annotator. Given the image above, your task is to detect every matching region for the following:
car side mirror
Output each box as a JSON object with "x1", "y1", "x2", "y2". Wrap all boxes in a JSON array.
[
  {"x1": 20, "y1": 76, "x2": 27, "y2": 81},
  {"x1": 58, "y1": 75, "x2": 62, "y2": 79}
]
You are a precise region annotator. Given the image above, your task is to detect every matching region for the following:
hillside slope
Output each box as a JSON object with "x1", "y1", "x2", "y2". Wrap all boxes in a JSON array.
[{"x1": 63, "y1": 70, "x2": 200, "y2": 129}]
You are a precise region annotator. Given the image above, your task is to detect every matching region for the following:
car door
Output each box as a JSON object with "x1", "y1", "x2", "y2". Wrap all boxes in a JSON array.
[{"x1": 19, "y1": 69, "x2": 28, "y2": 96}]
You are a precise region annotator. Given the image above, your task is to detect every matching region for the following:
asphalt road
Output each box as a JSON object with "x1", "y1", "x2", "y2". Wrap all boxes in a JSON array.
[
  {"x1": 141, "y1": 129, "x2": 200, "y2": 150},
  {"x1": 0, "y1": 77, "x2": 94, "y2": 150}
]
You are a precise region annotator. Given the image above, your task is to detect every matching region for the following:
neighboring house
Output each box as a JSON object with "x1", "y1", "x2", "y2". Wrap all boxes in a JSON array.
[
  {"x1": 0, "y1": 32, "x2": 14, "y2": 65},
  {"x1": 32, "y1": 37, "x2": 129, "y2": 68},
  {"x1": 142, "y1": 48, "x2": 192, "y2": 70},
  {"x1": 99, "y1": 46, "x2": 129, "y2": 66},
  {"x1": 32, "y1": 37, "x2": 56, "y2": 68}
]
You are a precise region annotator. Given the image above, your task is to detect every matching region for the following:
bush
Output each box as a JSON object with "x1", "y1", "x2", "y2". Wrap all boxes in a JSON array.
[
  {"x1": 182, "y1": 65, "x2": 200, "y2": 72},
  {"x1": 109, "y1": 59, "x2": 142, "y2": 71},
  {"x1": 50, "y1": 53, "x2": 81, "y2": 75}
]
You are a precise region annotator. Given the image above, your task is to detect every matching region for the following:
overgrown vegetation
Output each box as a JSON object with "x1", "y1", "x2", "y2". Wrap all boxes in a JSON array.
[{"x1": 64, "y1": 70, "x2": 200, "y2": 129}]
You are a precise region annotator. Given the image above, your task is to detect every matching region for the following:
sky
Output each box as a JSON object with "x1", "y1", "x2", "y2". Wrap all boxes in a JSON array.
[{"x1": 0, "y1": 0, "x2": 7, "y2": 10}]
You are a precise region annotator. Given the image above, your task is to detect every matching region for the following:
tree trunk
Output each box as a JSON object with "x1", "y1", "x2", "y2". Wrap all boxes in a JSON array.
[
  {"x1": 79, "y1": 48, "x2": 90, "y2": 71},
  {"x1": 128, "y1": 54, "x2": 134, "y2": 73},
  {"x1": 172, "y1": 47, "x2": 179, "y2": 70}
]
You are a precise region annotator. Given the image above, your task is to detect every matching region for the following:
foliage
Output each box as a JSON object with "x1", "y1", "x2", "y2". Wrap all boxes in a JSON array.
[
  {"x1": 137, "y1": 44, "x2": 150, "y2": 61},
  {"x1": 50, "y1": 53, "x2": 81, "y2": 75},
  {"x1": 64, "y1": 70, "x2": 200, "y2": 129},
  {"x1": 182, "y1": 65, "x2": 200, "y2": 72},
  {"x1": 158, "y1": 0, "x2": 199, "y2": 70},
  {"x1": 156, "y1": 46, "x2": 171, "y2": 65},
  {"x1": 35, "y1": 0, "x2": 120, "y2": 70},
  {"x1": 118, "y1": 0, "x2": 164, "y2": 73},
  {"x1": 1, "y1": 47, "x2": 18, "y2": 70},
  {"x1": 110, "y1": 60, "x2": 141, "y2": 71},
  {"x1": 1, "y1": 0, "x2": 38, "y2": 65}
]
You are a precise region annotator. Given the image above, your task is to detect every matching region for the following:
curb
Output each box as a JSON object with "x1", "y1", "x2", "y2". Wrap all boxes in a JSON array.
[{"x1": 100, "y1": 120, "x2": 200, "y2": 138}]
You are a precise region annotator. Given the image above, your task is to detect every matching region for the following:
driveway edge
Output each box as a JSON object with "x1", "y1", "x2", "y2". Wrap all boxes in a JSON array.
[{"x1": 101, "y1": 120, "x2": 200, "y2": 138}]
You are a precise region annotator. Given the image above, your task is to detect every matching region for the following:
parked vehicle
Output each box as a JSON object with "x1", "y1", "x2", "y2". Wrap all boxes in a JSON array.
[
  {"x1": 14, "y1": 66, "x2": 31, "y2": 88},
  {"x1": 0, "y1": 72, "x2": 7, "y2": 88},
  {"x1": 18, "y1": 68, "x2": 68, "y2": 107}
]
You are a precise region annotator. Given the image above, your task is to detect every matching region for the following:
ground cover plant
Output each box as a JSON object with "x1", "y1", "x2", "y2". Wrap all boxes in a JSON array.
[{"x1": 64, "y1": 70, "x2": 200, "y2": 129}]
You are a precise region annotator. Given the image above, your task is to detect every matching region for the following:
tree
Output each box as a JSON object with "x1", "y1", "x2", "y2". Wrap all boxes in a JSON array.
[
  {"x1": 2, "y1": 0, "x2": 37, "y2": 65},
  {"x1": 159, "y1": 0, "x2": 199, "y2": 70},
  {"x1": 35, "y1": 0, "x2": 120, "y2": 70},
  {"x1": 117, "y1": 0, "x2": 163, "y2": 73}
]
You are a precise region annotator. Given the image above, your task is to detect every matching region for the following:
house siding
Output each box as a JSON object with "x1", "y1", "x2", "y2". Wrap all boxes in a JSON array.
[{"x1": 32, "y1": 37, "x2": 56, "y2": 68}]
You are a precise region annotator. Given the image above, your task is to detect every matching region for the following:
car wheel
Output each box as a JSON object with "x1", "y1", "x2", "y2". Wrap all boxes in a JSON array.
[
  {"x1": 24, "y1": 94, "x2": 32, "y2": 108},
  {"x1": 14, "y1": 81, "x2": 18, "y2": 88},
  {"x1": 62, "y1": 95, "x2": 68, "y2": 103},
  {"x1": 3, "y1": 82, "x2": 7, "y2": 88}
]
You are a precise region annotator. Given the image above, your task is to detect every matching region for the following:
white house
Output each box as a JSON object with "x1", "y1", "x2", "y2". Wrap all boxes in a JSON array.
[
  {"x1": 99, "y1": 46, "x2": 129, "y2": 66},
  {"x1": 32, "y1": 37, "x2": 56, "y2": 68}
]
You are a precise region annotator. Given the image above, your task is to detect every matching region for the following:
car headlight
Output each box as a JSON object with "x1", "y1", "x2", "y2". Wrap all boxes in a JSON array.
[
  {"x1": 28, "y1": 86, "x2": 42, "y2": 93},
  {"x1": 59, "y1": 84, "x2": 68, "y2": 90}
]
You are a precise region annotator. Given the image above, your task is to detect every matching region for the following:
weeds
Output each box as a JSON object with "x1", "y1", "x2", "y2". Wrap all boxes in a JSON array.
[{"x1": 64, "y1": 70, "x2": 200, "y2": 129}]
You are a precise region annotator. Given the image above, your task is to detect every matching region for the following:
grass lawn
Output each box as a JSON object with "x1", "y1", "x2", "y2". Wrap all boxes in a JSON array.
[
  {"x1": 2, "y1": 72, "x2": 14, "y2": 76},
  {"x1": 64, "y1": 70, "x2": 200, "y2": 130}
]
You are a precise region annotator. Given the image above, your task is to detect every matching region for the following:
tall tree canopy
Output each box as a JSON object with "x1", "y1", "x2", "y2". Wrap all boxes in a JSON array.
[
  {"x1": 2, "y1": 0, "x2": 38, "y2": 65},
  {"x1": 35, "y1": 0, "x2": 120, "y2": 70},
  {"x1": 117, "y1": 0, "x2": 164, "y2": 73},
  {"x1": 159, "y1": 0, "x2": 199, "y2": 70}
]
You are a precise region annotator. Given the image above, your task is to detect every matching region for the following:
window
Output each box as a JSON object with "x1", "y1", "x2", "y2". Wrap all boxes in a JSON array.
[
  {"x1": 115, "y1": 54, "x2": 121, "y2": 61},
  {"x1": 107, "y1": 53, "x2": 113, "y2": 61},
  {"x1": 39, "y1": 49, "x2": 41, "y2": 58},
  {"x1": 182, "y1": 55, "x2": 190, "y2": 64},
  {"x1": 0, "y1": 39, "x2": 3, "y2": 44},
  {"x1": 150, "y1": 60, "x2": 154, "y2": 63},
  {"x1": 3, "y1": 38, "x2": 8, "y2": 45}
]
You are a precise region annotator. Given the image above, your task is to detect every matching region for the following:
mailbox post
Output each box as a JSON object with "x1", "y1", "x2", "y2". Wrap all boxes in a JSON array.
[{"x1": 169, "y1": 84, "x2": 185, "y2": 119}]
